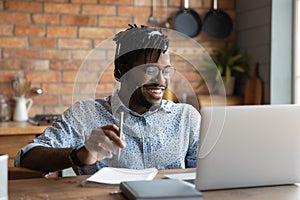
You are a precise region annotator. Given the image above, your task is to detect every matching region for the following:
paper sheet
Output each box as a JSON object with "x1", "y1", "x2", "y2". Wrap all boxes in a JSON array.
[
  {"x1": 164, "y1": 172, "x2": 196, "y2": 180},
  {"x1": 86, "y1": 167, "x2": 158, "y2": 185},
  {"x1": 164, "y1": 172, "x2": 196, "y2": 187}
]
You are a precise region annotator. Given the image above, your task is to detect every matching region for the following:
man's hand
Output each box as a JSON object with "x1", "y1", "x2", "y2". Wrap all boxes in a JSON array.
[{"x1": 82, "y1": 125, "x2": 126, "y2": 165}]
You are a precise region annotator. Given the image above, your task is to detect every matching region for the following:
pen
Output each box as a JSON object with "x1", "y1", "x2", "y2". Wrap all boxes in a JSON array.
[{"x1": 117, "y1": 112, "x2": 124, "y2": 160}]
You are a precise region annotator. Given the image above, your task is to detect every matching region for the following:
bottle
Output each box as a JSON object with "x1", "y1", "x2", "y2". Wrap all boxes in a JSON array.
[{"x1": 0, "y1": 95, "x2": 11, "y2": 122}]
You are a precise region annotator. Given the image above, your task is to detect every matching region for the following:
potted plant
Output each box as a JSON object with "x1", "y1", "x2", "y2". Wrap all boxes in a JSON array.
[{"x1": 198, "y1": 43, "x2": 251, "y2": 95}]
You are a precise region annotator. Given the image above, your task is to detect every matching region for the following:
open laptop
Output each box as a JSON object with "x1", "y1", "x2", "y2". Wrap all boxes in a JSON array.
[{"x1": 195, "y1": 104, "x2": 300, "y2": 191}]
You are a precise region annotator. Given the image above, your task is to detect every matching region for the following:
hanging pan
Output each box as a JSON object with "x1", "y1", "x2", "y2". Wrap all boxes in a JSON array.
[
  {"x1": 173, "y1": 0, "x2": 202, "y2": 38},
  {"x1": 203, "y1": 0, "x2": 232, "y2": 39}
]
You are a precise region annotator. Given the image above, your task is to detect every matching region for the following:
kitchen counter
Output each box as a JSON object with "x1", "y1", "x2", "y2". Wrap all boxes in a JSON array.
[
  {"x1": 0, "y1": 121, "x2": 48, "y2": 167},
  {"x1": 0, "y1": 121, "x2": 48, "y2": 136}
]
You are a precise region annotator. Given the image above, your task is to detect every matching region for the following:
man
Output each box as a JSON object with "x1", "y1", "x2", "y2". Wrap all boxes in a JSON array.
[{"x1": 15, "y1": 24, "x2": 201, "y2": 175}]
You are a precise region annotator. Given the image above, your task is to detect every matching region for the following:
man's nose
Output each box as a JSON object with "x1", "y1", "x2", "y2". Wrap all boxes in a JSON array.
[{"x1": 155, "y1": 70, "x2": 166, "y2": 84}]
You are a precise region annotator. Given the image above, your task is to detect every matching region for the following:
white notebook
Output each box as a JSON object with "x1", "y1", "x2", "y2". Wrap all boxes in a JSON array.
[{"x1": 81, "y1": 167, "x2": 158, "y2": 188}]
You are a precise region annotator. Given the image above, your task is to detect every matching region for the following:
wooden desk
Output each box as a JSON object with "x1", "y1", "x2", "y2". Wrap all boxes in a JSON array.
[
  {"x1": 0, "y1": 122, "x2": 48, "y2": 167},
  {"x1": 8, "y1": 169, "x2": 300, "y2": 200}
]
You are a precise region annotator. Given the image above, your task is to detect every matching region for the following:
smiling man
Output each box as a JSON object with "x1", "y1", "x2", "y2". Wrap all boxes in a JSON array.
[{"x1": 15, "y1": 24, "x2": 201, "y2": 175}]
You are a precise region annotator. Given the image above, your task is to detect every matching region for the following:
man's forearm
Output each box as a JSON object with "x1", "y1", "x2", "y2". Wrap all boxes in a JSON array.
[{"x1": 20, "y1": 146, "x2": 73, "y2": 173}]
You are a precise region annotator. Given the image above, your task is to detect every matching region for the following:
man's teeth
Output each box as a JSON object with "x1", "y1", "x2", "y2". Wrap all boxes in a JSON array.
[{"x1": 150, "y1": 89, "x2": 162, "y2": 93}]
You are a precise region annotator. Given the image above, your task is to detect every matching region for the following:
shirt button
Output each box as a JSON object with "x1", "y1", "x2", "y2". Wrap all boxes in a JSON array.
[
  {"x1": 147, "y1": 163, "x2": 151, "y2": 168},
  {"x1": 144, "y1": 138, "x2": 149, "y2": 142}
]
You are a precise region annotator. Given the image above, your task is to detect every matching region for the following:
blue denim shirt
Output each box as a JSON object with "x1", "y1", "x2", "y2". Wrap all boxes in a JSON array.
[{"x1": 15, "y1": 94, "x2": 201, "y2": 175}]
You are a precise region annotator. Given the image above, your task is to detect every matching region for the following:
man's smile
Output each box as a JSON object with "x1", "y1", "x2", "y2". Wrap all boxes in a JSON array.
[{"x1": 142, "y1": 84, "x2": 166, "y2": 99}]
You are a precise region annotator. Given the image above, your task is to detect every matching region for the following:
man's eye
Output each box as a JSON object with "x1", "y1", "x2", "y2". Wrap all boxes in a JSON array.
[{"x1": 146, "y1": 67, "x2": 158, "y2": 75}]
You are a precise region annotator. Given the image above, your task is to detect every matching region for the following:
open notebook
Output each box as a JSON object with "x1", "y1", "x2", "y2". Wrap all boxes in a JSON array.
[{"x1": 81, "y1": 167, "x2": 158, "y2": 188}]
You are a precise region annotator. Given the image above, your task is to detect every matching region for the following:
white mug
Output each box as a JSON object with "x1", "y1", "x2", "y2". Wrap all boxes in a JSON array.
[
  {"x1": 0, "y1": 154, "x2": 8, "y2": 200},
  {"x1": 13, "y1": 96, "x2": 33, "y2": 121}
]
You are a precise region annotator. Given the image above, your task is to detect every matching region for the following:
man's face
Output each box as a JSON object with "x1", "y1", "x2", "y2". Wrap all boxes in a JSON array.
[{"x1": 121, "y1": 52, "x2": 173, "y2": 110}]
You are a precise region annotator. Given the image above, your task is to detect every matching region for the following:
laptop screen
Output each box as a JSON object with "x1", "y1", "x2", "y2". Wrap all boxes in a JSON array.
[{"x1": 195, "y1": 104, "x2": 300, "y2": 191}]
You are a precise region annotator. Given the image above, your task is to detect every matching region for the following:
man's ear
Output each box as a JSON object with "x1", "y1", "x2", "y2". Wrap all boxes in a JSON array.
[{"x1": 114, "y1": 64, "x2": 127, "y2": 81}]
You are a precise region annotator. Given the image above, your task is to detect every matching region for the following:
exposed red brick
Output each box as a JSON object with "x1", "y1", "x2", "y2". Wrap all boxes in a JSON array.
[
  {"x1": 14, "y1": 25, "x2": 45, "y2": 37},
  {"x1": 44, "y1": 0, "x2": 69, "y2": 3},
  {"x1": 61, "y1": 15, "x2": 97, "y2": 26},
  {"x1": 58, "y1": 39, "x2": 92, "y2": 49},
  {"x1": 62, "y1": 71, "x2": 99, "y2": 83},
  {"x1": 82, "y1": 5, "x2": 116, "y2": 15},
  {"x1": 71, "y1": 50, "x2": 90, "y2": 60},
  {"x1": 43, "y1": 50, "x2": 69, "y2": 60},
  {"x1": 80, "y1": 83, "x2": 115, "y2": 96},
  {"x1": 133, "y1": 17, "x2": 150, "y2": 27},
  {"x1": 0, "y1": 13, "x2": 30, "y2": 23},
  {"x1": 99, "y1": 0, "x2": 133, "y2": 5},
  {"x1": 0, "y1": 0, "x2": 236, "y2": 115},
  {"x1": 3, "y1": 49, "x2": 40, "y2": 59},
  {"x1": 0, "y1": 60, "x2": 49, "y2": 70},
  {"x1": 169, "y1": 0, "x2": 181, "y2": 7},
  {"x1": 71, "y1": 0, "x2": 98, "y2": 3},
  {"x1": 61, "y1": 95, "x2": 73, "y2": 105},
  {"x1": 29, "y1": 38, "x2": 56, "y2": 49},
  {"x1": 26, "y1": 71, "x2": 60, "y2": 83},
  {"x1": 99, "y1": 16, "x2": 130, "y2": 27},
  {"x1": 79, "y1": 27, "x2": 114, "y2": 39},
  {"x1": 0, "y1": 71, "x2": 18, "y2": 82},
  {"x1": 118, "y1": 6, "x2": 150, "y2": 17},
  {"x1": 44, "y1": 106, "x2": 68, "y2": 115},
  {"x1": 4, "y1": 1, "x2": 42, "y2": 12},
  {"x1": 29, "y1": 106, "x2": 43, "y2": 118},
  {"x1": 0, "y1": 60, "x2": 23, "y2": 70},
  {"x1": 0, "y1": 24, "x2": 13, "y2": 36},
  {"x1": 0, "y1": 83, "x2": 13, "y2": 95},
  {"x1": 30, "y1": 60, "x2": 51, "y2": 71},
  {"x1": 99, "y1": 71, "x2": 115, "y2": 82},
  {"x1": 43, "y1": 83, "x2": 74, "y2": 95},
  {"x1": 44, "y1": 3, "x2": 80, "y2": 14},
  {"x1": 50, "y1": 61, "x2": 82, "y2": 70},
  {"x1": 32, "y1": 95, "x2": 60, "y2": 105},
  {"x1": 32, "y1": 14, "x2": 59, "y2": 25},
  {"x1": 95, "y1": 82, "x2": 115, "y2": 94},
  {"x1": 47, "y1": 26, "x2": 77, "y2": 38}
]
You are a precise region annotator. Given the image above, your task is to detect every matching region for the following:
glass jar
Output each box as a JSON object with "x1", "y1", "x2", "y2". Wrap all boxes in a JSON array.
[{"x1": 0, "y1": 95, "x2": 11, "y2": 122}]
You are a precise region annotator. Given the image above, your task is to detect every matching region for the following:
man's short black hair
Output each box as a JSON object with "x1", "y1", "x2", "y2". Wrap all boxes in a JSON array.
[{"x1": 113, "y1": 24, "x2": 169, "y2": 81}]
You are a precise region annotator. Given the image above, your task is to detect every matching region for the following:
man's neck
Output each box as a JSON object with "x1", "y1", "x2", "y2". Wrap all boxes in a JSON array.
[{"x1": 118, "y1": 86, "x2": 160, "y2": 115}]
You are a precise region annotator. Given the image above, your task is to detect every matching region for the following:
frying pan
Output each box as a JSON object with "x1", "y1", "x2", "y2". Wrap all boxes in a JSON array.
[
  {"x1": 173, "y1": 0, "x2": 202, "y2": 38},
  {"x1": 203, "y1": 0, "x2": 232, "y2": 39}
]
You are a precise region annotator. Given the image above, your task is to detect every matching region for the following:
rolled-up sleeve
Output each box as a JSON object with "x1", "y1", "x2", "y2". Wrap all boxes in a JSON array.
[{"x1": 14, "y1": 102, "x2": 87, "y2": 167}]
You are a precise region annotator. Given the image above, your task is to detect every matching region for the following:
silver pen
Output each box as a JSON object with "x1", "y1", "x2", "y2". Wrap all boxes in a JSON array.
[{"x1": 117, "y1": 112, "x2": 124, "y2": 160}]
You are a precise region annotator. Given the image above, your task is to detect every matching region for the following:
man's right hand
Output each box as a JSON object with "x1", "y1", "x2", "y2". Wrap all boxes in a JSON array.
[{"x1": 81, "y1": 125, "x2": 126, "y2": 165}]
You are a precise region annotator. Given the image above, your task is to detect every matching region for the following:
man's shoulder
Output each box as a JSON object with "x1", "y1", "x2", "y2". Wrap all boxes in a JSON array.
[
  {"x1": 66, "y1": 96, "x2": 111, "y2": 114},
  {"x1": 163, "y1": 100, "x2": 199, "y2": 113}
]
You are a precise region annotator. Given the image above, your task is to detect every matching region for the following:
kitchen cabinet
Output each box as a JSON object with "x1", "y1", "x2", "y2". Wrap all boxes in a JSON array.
[{"x1": 0, "y1": 122, "x2": 48, "y2": 167}]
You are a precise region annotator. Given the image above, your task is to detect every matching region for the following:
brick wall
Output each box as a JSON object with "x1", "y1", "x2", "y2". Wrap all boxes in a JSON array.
[{"x1": 0, "y1": 0, "x2": 235, "y2": 117}]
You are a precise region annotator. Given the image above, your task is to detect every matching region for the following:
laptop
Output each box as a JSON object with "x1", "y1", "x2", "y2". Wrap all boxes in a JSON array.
[{"x1": 195, "y1": 104, "x2": 300, "y2": 191}]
